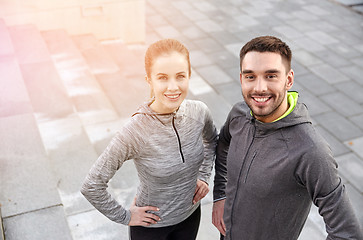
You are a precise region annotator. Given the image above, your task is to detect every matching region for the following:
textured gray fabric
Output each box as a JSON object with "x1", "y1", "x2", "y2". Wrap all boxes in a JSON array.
[{"x1": 81, "y1": 99, "x2": 217, "y2": 227}]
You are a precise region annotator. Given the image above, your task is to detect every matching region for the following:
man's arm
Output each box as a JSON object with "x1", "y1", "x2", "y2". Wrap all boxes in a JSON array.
[
  {"x1": 212, "y1": 113, "x2": 232, "y2": 236},
  {"x1": 296, "y1": 139, "x2": 363, "y2": 239}
]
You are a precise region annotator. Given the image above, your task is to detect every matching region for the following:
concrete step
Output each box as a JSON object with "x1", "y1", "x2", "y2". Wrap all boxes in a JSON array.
[
  {"x1": 71, "y1": 34, "x2": 120, "y2": 75},
  {"x1": 72, "y1": 34, "x2": 149, "y2": 118},
  {"x1": 7, "y1": 24, "x2": 74, "y2": 122},
  {"x1": 0, "y1": 19, "x2": 14, "y2": 56},
  {"x1": 41, "y1": 29, "x2": 119, "y2": 126},
  {"x1": 0, "y1": 114, "x2": 72, "y2": 239},
  {"x1": 0, "y1": 55, "x2": 33, "y2": 117},
  {"x1": 8, "y1": 24, "x2": 51, "y2": 64}
]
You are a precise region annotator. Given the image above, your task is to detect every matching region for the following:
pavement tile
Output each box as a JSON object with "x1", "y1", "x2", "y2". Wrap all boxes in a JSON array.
[
  {"x1": 3, "y1": 206, "x2": 72, "y2": 240},
  {"x1": 301, "y1": 5, "x2": 331, "y2": 16},
  {"x1": 214, "y1": 81, "x2": 243, "y2": 106},
  {"x1": 195, "y1": 19, "x2": 224, "y2": 33},
  {"x1": 349, "y1": 114, "x2": 363, "y2": 130},
  {"x1": 146, "y1": 14, "x2": 167, "y2": 27},
  {"x1": 190, "y1": 50, "x2": 214, "y2": 67},
  {"x1": 313, "y1": 111, "x2": 363, "y2": 141},
  {"x1": 225, "y1": 66, "x2": 241, "y2": 82},
  {"x1": 170, "y1": 1, "x2": 194, "y2": 10},
  {"x1": 193, "y1": 37, "x2": 225, "y2": 54},
  {"x1": 298, "y1": 217, "x2": 327, "y2": 240},
  {"x1": 334, "y1": 80, "x2": 363, "y2": 104},
  {"x1": 294, "y1": 37, "x2": 326, "y2": 52},
  {"x1": 297, "y1": 73, "x2": 336, "y2": 95},
  {"x1": 102, "y1": 42, "x2": 145, "y2": 77},
  {"x1": 313, "y1": 21, "x2": 340, "y2": 32},
  {"x1": 210, "y1": 31, "x2": 241, "y2": 46},
  {"x1": 273, "y1": 25, "x2": 305, "y2": 39},
  {"x1": 193, "y1": 92, "x2": 232, "y2": 130},
  {"x1": 274, "y1": 11, "x2": 297, "y2": 21},
  {"x1": 232, "y1": 30, "x2": 261, "y2": 44},
  {"x1": 96, "y1": 72, "x2": 149, "y2": 118},
  {"x1": 192, "y1": 1, "x2": 218, "y2": 12},
  {"x1": 0, "y1": 55, "x2": 32, "y2": 117},
  {"x1": 345, "y1": 184, "x2": 363, "y2": 227},
  {"x1": 292, "y1": 10, "x2": 320, "y2": 21},
  {"x1": 320, "y1": 91, "x2": 363, "y2": 117},
  {"x1": 196, "y1": 64, "x2": 234, "y2": 86},
  {"x1": 336, "y1": 153, "x2": 363, "y2": 193},
  {"x1": 83, "y1": 118, "x2": 129, "y2": 155},
  {"x1": 327, "y1": 42, "x2": 362, "y2": 59},
  {"x1": 179, "y1": 25, "x2": 209, "y2": 40},
  {"x1": 197, "y1": 203, "x2": 220, "y2": 240},
  {"x1": 206, "y1": 51, "x2": 239, "y2": 69},
  {"x1": 315, "y1": 125, "x2": 351, "y2": 157},
  {"x1": 188, "y1": 71, "x2": 215, "y2": 96},
  {"x1": 306, "y1": 31, "x2": 340, "y2": 45},
  {"x1": 293, "y1": 49, "x2": 323, "y2": 67},
  {"x1": 331, "y1": 30, "x2": 363, "y2": 45},
  {"x1": 286, "y1": 20, "x2": 316, "y2": 32},
  {"x1": 292, "y1": 60, "x2": 309, "y2": 76},
  {"x1": 67, "y1": 210, "x2": 129, "y2": 240},
  {"x1": 0, "y1": 114, "x2": 61, "y2": 217},
  {"x1": 340, "y1": 65, "x2": 363, "y2": 85},
  {"x1": 232, "y1": 15, "x2": 259, "y2": 28},
  {"x1": 299, "y1": 205, "x2": 327, "y2": 240},
  {"x1": 298, "y1": 91, "x2": 332, "y2": 116},
  {"x1": 181, "y1": 9, "x2": 209, "y2": 22},
  {"x1": 345, "y1": 136, "x2": 363, "y2": 160},
  {"x1": 8, "y1": 24, "x2": 51, "y2": 64},
  {"x1": 351, "y1": 56, "x2": 363, "y2": 68},
  {"x1": 309, "y1": 63, "x2": 349, "y2": 84},
  {"x1": 314, "y1": 50, "x2": 351, "y2": 68},
  {"x1": 153, "y1": 25, "x2": 182, "y2": 39}
]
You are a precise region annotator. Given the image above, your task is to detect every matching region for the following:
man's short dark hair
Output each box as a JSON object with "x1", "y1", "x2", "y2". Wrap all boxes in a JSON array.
[{"x1": 239, "y1": 36, "x2": 292, "y2": 72}]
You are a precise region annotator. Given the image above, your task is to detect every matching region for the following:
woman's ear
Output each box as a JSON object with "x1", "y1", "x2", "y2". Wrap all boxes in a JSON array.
[{"x1": 145, "y1": 75, "x2": 150, "y2": 84}]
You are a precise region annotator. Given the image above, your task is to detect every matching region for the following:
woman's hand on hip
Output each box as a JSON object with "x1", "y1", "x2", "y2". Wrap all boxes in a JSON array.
[
  {"x1": 193, "y1": 179, "x2": 209, "y2": 204},
  {"x1": 128, "y1": 197, "x2": 160, "y2": 226}
]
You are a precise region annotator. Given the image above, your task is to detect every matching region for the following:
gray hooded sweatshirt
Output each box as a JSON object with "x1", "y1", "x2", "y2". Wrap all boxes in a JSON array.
[
  {"x1": 81, "y1": 99, "x2": 217, "y2": 227},
  {"x1": 213, "y1": 97, "x2": 363, "y2": 239}
]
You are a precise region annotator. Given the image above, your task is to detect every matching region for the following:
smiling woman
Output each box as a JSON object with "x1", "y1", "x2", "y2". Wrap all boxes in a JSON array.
[{"x1": 81, "y1": 39, "x2": 218, "y2": 240}]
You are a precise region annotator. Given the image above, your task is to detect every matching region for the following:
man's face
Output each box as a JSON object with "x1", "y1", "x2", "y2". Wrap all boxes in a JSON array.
[{"x1": 240, "y1": 51, "x2": 294, "y2": 123}]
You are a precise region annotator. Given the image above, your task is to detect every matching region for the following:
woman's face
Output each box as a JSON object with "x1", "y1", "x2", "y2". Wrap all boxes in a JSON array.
[{"x1": 147, "y1": 51, "x2": 190, "y2": 114}]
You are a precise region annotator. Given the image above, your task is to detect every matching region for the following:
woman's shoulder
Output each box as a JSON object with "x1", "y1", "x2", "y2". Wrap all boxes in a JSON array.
[{"x1": 183, "y1": 99, "x2": 209, "y2": 112}]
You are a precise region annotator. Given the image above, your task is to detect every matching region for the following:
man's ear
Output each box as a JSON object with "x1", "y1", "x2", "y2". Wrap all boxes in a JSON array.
[
  {"x1": 239, "y1": 72, "x2": 243, "y2": 85},
  {"x1": 286, "y1": 69, "x2": 294, "y2": 90}
]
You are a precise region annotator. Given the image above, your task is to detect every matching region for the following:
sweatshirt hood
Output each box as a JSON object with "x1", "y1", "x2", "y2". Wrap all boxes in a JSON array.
[
  {"x1": 246, "y1": 92, "x2": 312, "y2": 135},
  {"x1": 132, "y1": 100, "x2": 186, "y2": 124}
]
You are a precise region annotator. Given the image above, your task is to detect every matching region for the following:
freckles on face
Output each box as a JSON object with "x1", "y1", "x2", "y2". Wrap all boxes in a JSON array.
[{"x1": 148, "y1": 52, "x2": 190, "y2": 114}]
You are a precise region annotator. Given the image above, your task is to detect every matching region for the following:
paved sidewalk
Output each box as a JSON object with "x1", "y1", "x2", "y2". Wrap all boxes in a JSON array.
[{"x1": 0, "y1": 0, "x2": 363, "y2": 239}]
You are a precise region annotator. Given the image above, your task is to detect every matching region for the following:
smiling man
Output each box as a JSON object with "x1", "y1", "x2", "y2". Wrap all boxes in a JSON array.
[{"x1": 212, "y1": 36, "x2": 363, "y2": 240}]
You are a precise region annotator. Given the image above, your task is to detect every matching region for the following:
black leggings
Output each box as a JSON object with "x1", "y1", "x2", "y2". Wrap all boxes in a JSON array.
[{"x1": 129, "y1": 206, "x2": 201, "y2": 240}]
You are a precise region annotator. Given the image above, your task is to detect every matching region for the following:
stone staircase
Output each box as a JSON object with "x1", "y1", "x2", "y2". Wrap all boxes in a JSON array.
[{"x1": 0, "y1": 19, "x2": 148, "y2": 239}]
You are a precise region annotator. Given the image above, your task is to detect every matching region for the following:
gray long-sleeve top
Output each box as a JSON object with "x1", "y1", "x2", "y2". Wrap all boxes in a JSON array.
[{"x1": 81, "y1": 99, "x2": 217, "y2": 227}]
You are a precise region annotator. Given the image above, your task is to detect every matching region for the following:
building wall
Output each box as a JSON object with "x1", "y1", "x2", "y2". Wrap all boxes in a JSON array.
[{"x1": 0, "y1": 0, "x2": 145, "y2": 43}]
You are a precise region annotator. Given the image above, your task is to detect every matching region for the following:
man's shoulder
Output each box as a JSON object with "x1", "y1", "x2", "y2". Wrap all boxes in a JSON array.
[{"x1": 229, "y1": 101, "x2": 250, "y2": 120}]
